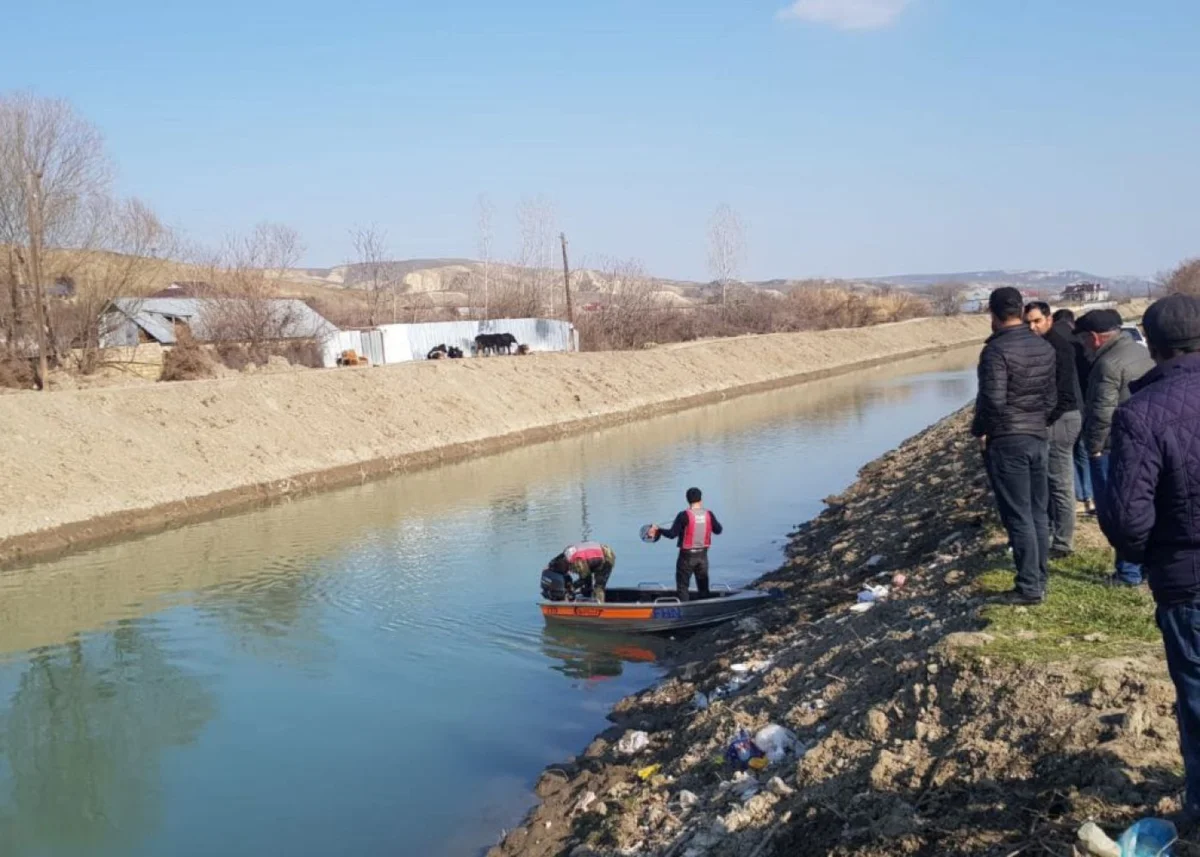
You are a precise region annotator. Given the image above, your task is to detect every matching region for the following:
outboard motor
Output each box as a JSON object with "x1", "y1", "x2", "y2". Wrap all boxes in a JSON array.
[{"x1": 540, "y1": 569, "x2": 568, "y2": 602}]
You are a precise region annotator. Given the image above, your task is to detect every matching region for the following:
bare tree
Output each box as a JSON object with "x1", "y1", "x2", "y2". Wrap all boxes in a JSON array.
[
  {"x1": 1163, "y1": 258, "x2": 1200, "y2": 297},
  {"x1": 707, "y1": 203, "x2": 746, "y2": 308},
  {"x1": 476, "y1": 194, "x2": 494, "y2": 319},
  {"x1": 928, "y1": 282, "x2": 965, "y2": 316},
  {"x1": 350, "y1": 223, "x2": 394, "y2": 326},
  {"x1": 0, "y1": 92, "x2": 111, "y2": 387},
  {"x1": 203, "y1": 222, "x2": 311, "y2": 363},
  {"x1": 516, "y1": 195, "x2": 557, "y2": 315}
]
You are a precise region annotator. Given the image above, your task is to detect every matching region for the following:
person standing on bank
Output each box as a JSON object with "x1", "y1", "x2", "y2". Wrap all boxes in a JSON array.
[
  {"x1": 1053, "y1": 308, "x2": 1097, "y2": 516},
  {"x1": 648, "y1": 488, "x2": 723, "y2": 602},
  {"x1": 1097, "y1": 294, "x2": 1200, "y2": 829},
  {"x1": 1076, "y1": 308, "x2": 1155, "y2": 586},
  {"x1": 971, "y1": 287, "x2": 1057, "y2": 605},
  {"x1": 1025, "y1": 301, "x2": 1082, "y2": 558}
]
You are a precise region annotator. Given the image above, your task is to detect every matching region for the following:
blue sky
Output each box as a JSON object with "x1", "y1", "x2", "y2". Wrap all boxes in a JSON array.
[{"x1": 3, "y1": 0, "x2": 1198, "y2": 279}]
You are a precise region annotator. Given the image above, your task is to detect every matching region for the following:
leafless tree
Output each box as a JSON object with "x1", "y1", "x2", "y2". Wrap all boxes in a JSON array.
[
  {"x1": 202, "y1": 222, "x2": 313, "y2": 363},
  {"x1": 516, "y1": 194, "x2": 557, "y2": 315},
  {"x1": 0, "y1": 91, "x2": 112, "y2": 387},
  {"x1": 476, "y1": 194, "x2": 494, "y2": 319},
  {"x1": 1162, "y1": 258, "x2": 1200, "y2": 297},
  {"x1": 707, "y1": 203, "x2": 746, "y2": 308},
  {"x1": 350, "y1": 223, "x2": 394, "y2": 326},
  {"x1": 929, "y1": 282, "x2": 965, "y2": 316}
]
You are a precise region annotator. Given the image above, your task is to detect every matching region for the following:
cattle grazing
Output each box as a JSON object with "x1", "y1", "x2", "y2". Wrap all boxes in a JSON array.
[{"x1": 474, "y1": 332, "x2": 519, "y2": 356}]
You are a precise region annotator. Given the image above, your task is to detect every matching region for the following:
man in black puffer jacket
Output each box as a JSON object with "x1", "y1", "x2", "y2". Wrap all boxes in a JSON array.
[{"x1": 971, "y1": 287, "x2": 1058, "y2": 604}]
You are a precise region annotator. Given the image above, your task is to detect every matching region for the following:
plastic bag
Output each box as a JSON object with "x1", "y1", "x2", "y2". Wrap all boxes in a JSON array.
[
  {"x1": 1118, "y1": 819, "x2": 1177, "y2": 856},
  {"x1": 725, "y1": 729, "x2": 767, "y2": 771},
  {"x1": 617, "y1": 730, "x2": 650, "y2": 755},
  {"x1": 754, "y1": 724, "x2": 803, "y2": 765}
]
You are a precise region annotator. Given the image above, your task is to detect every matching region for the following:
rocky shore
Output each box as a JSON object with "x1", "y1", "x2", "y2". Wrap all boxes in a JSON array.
[{"x1": 491, "y1": 407, "x2": 1179, "y2": 857}]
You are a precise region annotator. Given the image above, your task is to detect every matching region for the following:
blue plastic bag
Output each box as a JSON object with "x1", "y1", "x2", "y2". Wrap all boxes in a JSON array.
[
  {"x1": 724, "y1": 729, "x2": 767, "y2": 771},
  {"x1": 1118, "y1": 818, "x2": 1177, "y2": 857}
]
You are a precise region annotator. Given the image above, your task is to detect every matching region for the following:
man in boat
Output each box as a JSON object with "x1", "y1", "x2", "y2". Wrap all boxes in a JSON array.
[
  {"x1": 648, "y1": 487, "x2": 723, "y2": 602},
  {"x1": 546, "y1": 542, "x2": 616, "y2": 603}
]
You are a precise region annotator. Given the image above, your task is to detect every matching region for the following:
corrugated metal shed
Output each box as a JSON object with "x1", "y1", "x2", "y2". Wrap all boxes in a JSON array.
[
  {"x1": 101, "y1": 298, "x2": 337, "y2": 347},
  {"x1": 381, "y1": 318, "x2": 575, "y2": 363}
]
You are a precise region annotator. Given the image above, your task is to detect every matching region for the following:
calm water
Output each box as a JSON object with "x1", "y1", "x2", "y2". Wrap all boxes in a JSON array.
[{"x1": 0, "y1": 350, "x2": 978, "y2": 857}]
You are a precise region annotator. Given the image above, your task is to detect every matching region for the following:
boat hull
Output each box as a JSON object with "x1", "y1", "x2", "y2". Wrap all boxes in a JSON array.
[{"x1": 539, "y1": 587, "x2": 774, "y2": 633}]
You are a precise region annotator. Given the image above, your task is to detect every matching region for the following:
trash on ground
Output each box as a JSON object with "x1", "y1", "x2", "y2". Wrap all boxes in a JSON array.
[
  {"x1": 1117, "y1": 818, "x2": 1177, "y2": 856},
  {"x1": 857, "y1": 584, "x2": 889, "y2": 603},
  {"x1": 865, "y1": 554, "x2": 885, "y2": 568},
  {"x1": 730, "y1": 663, "x2": 751, "y2": 675},
  {"x1": 677, "y1": 789, "x2": 699, "y2": 809},
  {"x1": 725, "y1": 729, "x2": 767, "y2": 771},
  {"x1": 754, "y1": 724, "x2": 804, "y2": 765},
  {"x1": 692, "y1": 691, "x2": 709, "y2": 711},
  {"x1": 575, "y1": 791, "x2": 597, "y2": 814},
  {"x1": 767, "y1": 776, "x2": 796, "y2": 797},
  {"x1": 1077, "y1": 822, "x2": 1121, "y2": 857},
  {"x1": 850, "y1": 602, "x2": 875, "y2": 613},
  {"x1": 727, "y1": 771, "x2": 761, "y2": 801},
  {"x1": 617, "y1": 730, "x2": 650, "y2": 755},
  {"x1": 892, "y1": 572, "x2": 908, "y2": 588},
  {"x1": 637, "y1": 763, "x2": 662, "y2": 781}
]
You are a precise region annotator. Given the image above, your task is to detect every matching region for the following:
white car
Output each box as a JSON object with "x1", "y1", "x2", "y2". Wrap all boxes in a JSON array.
[{"x1": 1121, "y1": 323, "x2": 1148, "y2": 348}]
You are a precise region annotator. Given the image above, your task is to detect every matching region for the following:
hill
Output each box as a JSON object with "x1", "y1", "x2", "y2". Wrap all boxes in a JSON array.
[{"x1": 871, "y1": 269, "x2": 1156, "y2": 296}]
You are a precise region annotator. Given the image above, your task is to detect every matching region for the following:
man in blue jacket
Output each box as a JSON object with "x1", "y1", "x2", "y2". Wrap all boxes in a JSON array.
[{"x1": 1099, "y1": 294, "x2": 1200, "y2": 826}]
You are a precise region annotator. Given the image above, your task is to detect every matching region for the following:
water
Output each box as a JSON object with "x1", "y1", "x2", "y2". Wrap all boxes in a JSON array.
[{"x1": 0, "y1": 350, "x2": 978, "y2": 857}]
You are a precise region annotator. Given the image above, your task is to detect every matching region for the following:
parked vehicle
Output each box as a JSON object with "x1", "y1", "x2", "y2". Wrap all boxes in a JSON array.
[{"x1": 1121, "y1": 323, "x2": 1148, "y2": 348}]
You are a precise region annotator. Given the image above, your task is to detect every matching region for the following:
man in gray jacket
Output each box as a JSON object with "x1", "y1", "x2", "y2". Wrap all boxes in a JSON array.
[{"x1": 1076, "y1": 309, "x2": 1155, "y2": 585}]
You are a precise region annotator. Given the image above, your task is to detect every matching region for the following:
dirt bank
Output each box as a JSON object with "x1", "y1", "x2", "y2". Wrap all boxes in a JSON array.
[
  {"x1": 0, "y1": 316, "x2": 990, "y2": 566},
  {"x1": 493, "y1": 408, "x2": 1178, "y2": 857}
]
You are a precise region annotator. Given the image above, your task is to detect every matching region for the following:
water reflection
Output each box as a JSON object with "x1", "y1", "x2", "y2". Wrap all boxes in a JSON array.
[
  {"x1": 540, "y1": 625, "x2": 670, "y2": 682},
  {"x1": 0, "y1": 619, "x2": 215, "y2": 855}
]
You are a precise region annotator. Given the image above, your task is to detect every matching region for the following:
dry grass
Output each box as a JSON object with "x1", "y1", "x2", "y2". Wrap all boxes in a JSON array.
[{"x1": 159, "y1": 332, "x2": 216, "y2": 382}]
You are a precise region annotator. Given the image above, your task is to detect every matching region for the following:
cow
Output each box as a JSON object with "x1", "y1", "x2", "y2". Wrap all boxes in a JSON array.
[{"x1": 427, "y1": 344, "x2": 449, "y2": 360}]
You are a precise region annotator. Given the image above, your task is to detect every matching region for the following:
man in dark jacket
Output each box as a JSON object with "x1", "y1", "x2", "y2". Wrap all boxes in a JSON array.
[
  {"x1": 971, "y1": 287, "x2": 1058, "y2": 604},
  {"x1": 1025, "y1": 301, "x2": 1082, "y2": 557},
  {"x1": 648, "y1": 487, "x2": 723, "y2": 602},
  {"x1": 1077, "y1": 308, "x2": 1155, "y2": 585},
  {"x1": 1098, "y1": 294, "x2": 1200, "y2": 824},
  {"x1": 1054, "y1": 308, "x2": 1096, "y2": 514}
]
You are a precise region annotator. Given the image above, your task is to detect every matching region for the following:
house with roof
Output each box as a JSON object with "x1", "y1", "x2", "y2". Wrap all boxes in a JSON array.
[
  {"x1": 98, "y1": 296, "x2": 338, "y2": 348},
  {"x1": 1059, "y1": 282, "x2": 1110, "y2": 303}
]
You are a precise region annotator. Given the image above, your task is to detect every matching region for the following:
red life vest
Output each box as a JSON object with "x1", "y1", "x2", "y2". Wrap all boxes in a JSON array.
[
  {"x1": 564, "y1": 542, "x2": 605, "y2": 564},
  {"x1": 682, "y1": 509, "x2": 712, "y2": 550}
]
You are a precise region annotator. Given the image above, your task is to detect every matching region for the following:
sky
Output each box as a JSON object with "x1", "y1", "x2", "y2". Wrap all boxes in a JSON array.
[{"x1": 3, "y1": 0, "x2": 1198, "y2": 280}]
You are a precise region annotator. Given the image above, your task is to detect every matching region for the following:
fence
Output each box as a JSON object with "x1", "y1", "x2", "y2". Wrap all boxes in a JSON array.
[{"x1": 322, "y1": 318, "x2": 576, "y2": 368}]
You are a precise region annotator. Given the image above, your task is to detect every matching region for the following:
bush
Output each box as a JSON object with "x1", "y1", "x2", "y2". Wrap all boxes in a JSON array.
[
  {"x1": 0, "y1": 357, "x2": 37, "y2": 390},
  {"x1": 160, "y1": 332, "x2": 216, "y2": 382}
]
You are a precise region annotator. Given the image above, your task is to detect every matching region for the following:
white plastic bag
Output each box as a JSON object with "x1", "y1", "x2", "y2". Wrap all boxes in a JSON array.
[
  {"x1": 617, "y1": 730, "x2": 650, "y2": 755},
  {"x1": 754, "y1": 724, "x2": 803, "y2": 765}
]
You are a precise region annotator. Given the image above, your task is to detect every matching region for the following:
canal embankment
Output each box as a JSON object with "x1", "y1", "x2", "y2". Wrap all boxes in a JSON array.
[
  {"x1": 490, "y1": 407, "x2": 1177, "y2": 857},
  {"x1": 0, "y1": 316, "x2": 991, "y2": 566}
]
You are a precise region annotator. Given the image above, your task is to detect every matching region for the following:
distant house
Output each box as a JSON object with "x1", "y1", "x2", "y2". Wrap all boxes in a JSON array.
[
  {"x1": 99, "y1": 297, "x2": 338, "y2": 348},
  {"x1": 1059, "y1": 282, "x2": 1110, "y2": 304},
  {"x1": 147, "y1": 281, "x2": 219, "y2": 299}
]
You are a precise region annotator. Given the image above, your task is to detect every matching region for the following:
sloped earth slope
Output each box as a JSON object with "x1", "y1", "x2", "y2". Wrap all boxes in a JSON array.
[{"x1": 492, "y1": 409, "x2": 1184, "y2": 857}]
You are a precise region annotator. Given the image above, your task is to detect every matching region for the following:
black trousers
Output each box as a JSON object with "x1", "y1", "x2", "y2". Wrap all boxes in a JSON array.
[
  {"x1": 676, "y1": 551, "x2": 710, "y2": 602},
  {"x1": 985, "y1": 434, "x2": 1050, "y2": 599}
]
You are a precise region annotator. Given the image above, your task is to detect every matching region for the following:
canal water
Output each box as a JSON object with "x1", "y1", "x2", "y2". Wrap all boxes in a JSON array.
[{"x1": 0, "y1": 349, "x2": 978, "y2": 857}]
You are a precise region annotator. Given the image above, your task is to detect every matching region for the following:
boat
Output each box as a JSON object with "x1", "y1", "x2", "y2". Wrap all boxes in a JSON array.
[{"x1": 539, "y1": 583, "x2": 778, "y2": 633}]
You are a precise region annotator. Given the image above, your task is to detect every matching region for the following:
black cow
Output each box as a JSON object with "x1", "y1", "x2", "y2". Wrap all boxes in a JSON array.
[
  {"x1": 427, "y1": 344, "x2": 449, "y2": 360},
  {"x1": 474, "y1": 332, "x2": 518, "y2": 356}
]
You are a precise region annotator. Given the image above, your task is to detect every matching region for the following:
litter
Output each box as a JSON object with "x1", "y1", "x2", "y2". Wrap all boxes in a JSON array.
[
  {"x1": 850, "y1": 602, "x2": 875, "y2": 613},
  {"x1": 575, "y1": 791, "x2": 598, "y2": 814},
  {"x1": 1117, "y1": 818, "x2": 1177, "y2": 856},
  {"x1": 754, "y1": 724, "x2": 804, "y2": 765},
  {"x1": 725, "y1": 729, "x2": 768, "y2": 771},
  {"x1": 678, "y1": 790, "x2": 699, "y2": 809},
  {"x1": 730, "y1": 663, "x2": 751, "y2": 675},
  {"x1": 1077, "y1": 822, "x2": 1120, "y2": 857},
  {"x1": 892, "y1": 573, "x2": 908, "y2": 588},
  {"x1": 728, "y1": 771, "x2": 761, "y2": 801},
  {"x1": 865, "y1": 554, "x2": 885, "y2": 568},
  {"x1": 767, "y1": 776, "x2": 796, "y2": 797},
  {"x1": 692, "y1": 691, "x2": 709, "y2": 711},
  {"x1": 857, "y1": 585, "x2": 890, "y2": 603},
  {"x1": 617, "y1": 731, "x2": 650, "y2": 755},
  {"x1": 637, "y1": 764, "x2": 662, "y2": 781}
]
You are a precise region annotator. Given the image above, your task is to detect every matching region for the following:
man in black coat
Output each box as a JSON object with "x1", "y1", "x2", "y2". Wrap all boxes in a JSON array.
[{"x1": 971, "y1": 288, "x2": 1058, "y2": 604}]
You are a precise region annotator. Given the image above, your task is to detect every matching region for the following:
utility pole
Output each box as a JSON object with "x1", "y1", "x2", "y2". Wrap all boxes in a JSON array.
[
  {"x1": 560, "y1": 232, "x2": 573, "y2": 324},
  {"x1": 24, "y1": 171, "x2": 49, "y2": 390}
]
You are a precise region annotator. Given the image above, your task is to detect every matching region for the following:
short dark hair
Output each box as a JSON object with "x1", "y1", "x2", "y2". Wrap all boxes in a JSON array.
[
  {"x1": 988, "y1": 287, "x2": 1024, "y2": 321},
  {"x1": 686, "y1": 487, "x2": 702, "y2": 504},
  {"x1": 1024, "y1": 301, "x2": 1051, "y2": 317},
  {"x1": 1052, "y1": 308, "x2": 1075, "y2": 324},
  {"x1": 1075, "y1": 309, "x2": 1123, "y2": 335}
]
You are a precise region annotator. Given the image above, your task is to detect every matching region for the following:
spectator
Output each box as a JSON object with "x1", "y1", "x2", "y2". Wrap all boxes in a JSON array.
[
  {"x1": 1097, "y1": 294, "x2": 1200, "y2": 828},
  {"x1": 1025, "y1": 301, "x2": 1082, "y2": 557},
  {"x1": 971, "y1": 288, "x2": 1057, "y2": 604},
  {"x1": 1053, "y1": 308, "x2": 1096, "y2": 514},
  {"x1": 1077, "y1": 308, "x2": 1155, "y2": 585}
]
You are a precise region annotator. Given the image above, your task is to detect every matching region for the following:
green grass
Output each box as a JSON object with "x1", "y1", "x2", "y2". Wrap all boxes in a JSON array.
[{"x1": 976, "y1": 548, "x2": 1159, "y2": 663}]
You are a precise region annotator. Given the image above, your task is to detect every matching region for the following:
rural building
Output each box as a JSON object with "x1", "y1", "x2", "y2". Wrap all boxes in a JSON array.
[
  {"x1": 1059, "y1": 282, "x2": 1110, "y2": 303},
  {"x1": 99, "y1": 297, "x2": 337, "y2": 348}
]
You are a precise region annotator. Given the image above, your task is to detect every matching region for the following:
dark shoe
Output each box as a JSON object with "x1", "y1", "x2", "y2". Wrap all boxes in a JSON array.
[
  {"x1": 1050, "y1": 548, "x2": 1073, "y2": 560},
  {"x1": 994, "y1": 589, "x2": 1044, "y2": 606}
]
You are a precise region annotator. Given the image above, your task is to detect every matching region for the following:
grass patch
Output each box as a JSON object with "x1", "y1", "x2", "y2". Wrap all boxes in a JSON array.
[{"x1": 976, "y1": 548, "x2": 1159, "y2": 663}]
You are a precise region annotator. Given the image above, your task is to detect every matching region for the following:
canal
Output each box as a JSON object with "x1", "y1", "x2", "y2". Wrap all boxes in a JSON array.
[{"x1": 0, "y1": 348, "x2": 978, "y2": 857}]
